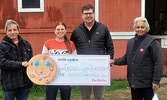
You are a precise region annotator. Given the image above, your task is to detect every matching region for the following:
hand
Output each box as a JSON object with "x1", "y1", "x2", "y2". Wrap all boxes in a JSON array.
[
  {"x1": 22, "y1": 61, "x2": 29, "y2": 67},
  {"x1": 152, "y1": 83, "x2": 159, "y2": 90},
  {"x1": 110, "y1": 59, "x2": 114, "y2": 64}
]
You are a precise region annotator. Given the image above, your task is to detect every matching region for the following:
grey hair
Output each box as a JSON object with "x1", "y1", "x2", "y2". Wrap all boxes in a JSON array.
[
  {"x1": 133, "y1": 17, "x2": 150, "y2": 32},
  {"x1": 5, "y1": 19, "x2": 20, "y2": 32}
]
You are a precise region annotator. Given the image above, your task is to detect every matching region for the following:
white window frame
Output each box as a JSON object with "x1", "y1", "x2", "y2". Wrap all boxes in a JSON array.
[{"x1": 18, "y1": 0, "x2": 44, "y2": 12}]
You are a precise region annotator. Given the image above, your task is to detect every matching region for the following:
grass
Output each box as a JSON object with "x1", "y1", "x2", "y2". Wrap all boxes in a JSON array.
[
  {"x1": 0, "y1": 80, "x2": 129, "y2": 99},
  {"x1": 106, "y1": 80, "x2": 129, "y2": 91}
]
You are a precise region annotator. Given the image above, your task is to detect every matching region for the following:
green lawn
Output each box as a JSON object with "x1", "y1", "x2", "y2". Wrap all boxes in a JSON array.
[{"x1": 0, "y1": 80, "x2": 129, "y2": 99}]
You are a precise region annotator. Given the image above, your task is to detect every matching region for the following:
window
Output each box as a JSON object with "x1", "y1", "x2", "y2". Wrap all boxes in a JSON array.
[
  {"x1": 18, "y1": 0, "x2": 44, "y2": 12},
  {"x1": 145, "y1": 0, "x2": 167, "y2": 35}
]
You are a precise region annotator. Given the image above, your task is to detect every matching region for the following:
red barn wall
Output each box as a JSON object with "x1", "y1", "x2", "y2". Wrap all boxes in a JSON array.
[
  {"x1": 99, "y1": 0, "x2": 141, "y2": 31},
  {"x1": 99, "y1": 0, "x2": 141, "y2": 79},
  {"x1": 0, "y1": 0, "x2": 94, "y2": 55}
]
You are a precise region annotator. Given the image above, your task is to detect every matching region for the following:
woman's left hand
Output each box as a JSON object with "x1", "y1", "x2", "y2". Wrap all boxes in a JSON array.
[{"x1": 152, "y1": 83, "x2": 159, "y2": 90}]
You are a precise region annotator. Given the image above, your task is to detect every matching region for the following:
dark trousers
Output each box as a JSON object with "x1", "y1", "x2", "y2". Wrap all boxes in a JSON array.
[
  {"x1": 131, "y1": 87, "x2": 154, "y2": 100},
  {"x1": 46, "y1": 85, "x2": 71, "y2": 100}
]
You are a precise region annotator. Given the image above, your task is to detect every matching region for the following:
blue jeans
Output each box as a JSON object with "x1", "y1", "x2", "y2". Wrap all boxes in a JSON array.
[
  {"x1": 46, "y1": 85, "x2": 71, "y2": 100},
  {"x1": 4, "y1": 87, "x2": 30, "y2": 100}
]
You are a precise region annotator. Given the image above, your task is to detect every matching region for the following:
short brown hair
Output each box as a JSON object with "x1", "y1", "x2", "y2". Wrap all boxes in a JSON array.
[{"x1": 81, "y1": 4, "x2": 94, "y2": 13}]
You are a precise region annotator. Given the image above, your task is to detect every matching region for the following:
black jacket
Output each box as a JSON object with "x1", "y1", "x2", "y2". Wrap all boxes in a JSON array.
[
  {"x1": 0, "y1": 35, "x2": 33, "y2": 91},
  {"x1": 114, "y1": 34, "x2": 163, "y2": 88},
  {"x1": 70, "y1": 21, "x2": 114, "y2": 59}
]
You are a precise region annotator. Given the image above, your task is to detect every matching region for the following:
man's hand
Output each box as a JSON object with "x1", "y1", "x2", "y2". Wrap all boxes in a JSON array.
[{"x1": 110, "y1": 59, "x2": 114, "y2": 64}]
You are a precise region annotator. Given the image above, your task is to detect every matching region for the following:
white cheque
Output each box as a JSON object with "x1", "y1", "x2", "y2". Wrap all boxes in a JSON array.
[{"x1": 48, "y1": 55, "x2": 110, "y2": 86}]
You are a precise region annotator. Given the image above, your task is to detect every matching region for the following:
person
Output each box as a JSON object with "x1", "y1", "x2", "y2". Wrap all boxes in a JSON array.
[
  {"x1": 0, "y1": 19, "x2": 33, "y2": 100},
  {"x1": 42, "y1": 22, "x2": 76, "y2": 100},
  {"x1": 70, "y1": 4, "x2": 114, "y2": 100},
  {"x1": 110, "y1": 17, "x2": 163, "y2": 100}
]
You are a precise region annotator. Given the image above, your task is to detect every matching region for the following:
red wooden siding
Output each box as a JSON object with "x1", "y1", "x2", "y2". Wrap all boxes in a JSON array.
[
  {"x1": 0, "y1": 0, "x2": 94, "y2": 30},
  {"x1": 0, "y1": 0, "x2": 94, "y2": 55},
  {"x1": 162, "y1": 48, "x2": 167, "y2": 75},
  {"x1": 99, "y1": 0, "x2": 141, "y2": 79},
  {"x1": 111, "y1": 40, "x2": 128, "y2": 79},
  {"x1": 160, "y1": 41, "x2": 167, "y2": 75},
  {"x1": 99, "y1": 0, "x2": 141, "y2": 32}
]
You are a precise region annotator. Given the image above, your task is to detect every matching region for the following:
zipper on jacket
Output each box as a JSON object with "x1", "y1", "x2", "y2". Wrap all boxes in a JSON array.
[{"x1": 88, "y1": 40, "x2": 91, "y2": 45}]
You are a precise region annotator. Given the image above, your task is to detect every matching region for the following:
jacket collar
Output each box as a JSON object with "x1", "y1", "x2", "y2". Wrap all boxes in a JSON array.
[
  {"x1": 79, "y1": 20, "x2": 100, "y2": 29},
  {"x1": 135, "y1": 33, "x2": 148, "y2": 40},
  {"x1": 3, "y1": 35, "x2": 23, "y2": 45}
]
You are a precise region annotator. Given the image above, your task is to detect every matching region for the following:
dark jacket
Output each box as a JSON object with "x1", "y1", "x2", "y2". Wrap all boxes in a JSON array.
[
  {"x1": 114, "y1": 34, "x2": 163, "y2": 88},
  {"x1": 0, "y1": 35, "x2": 33, "y2": 91},
  {"x1": 70, "y1": 21, "x2": 114, "y2": 59}
]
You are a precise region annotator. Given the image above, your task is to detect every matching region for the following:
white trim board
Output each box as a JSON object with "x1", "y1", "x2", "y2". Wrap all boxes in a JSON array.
[
  {"x1": 95, "y1": 0, "x2": 99, "y2": 22},
  {"x1": 110, "y1": 32, "x2": 167, "y2": 40},
  {"x1": 18, "y1": 0, "x2": 44, "y2": 12},
  {"x1": 110, "y1": 32, "x2": 135, "y2": 39},
  {"x1": 141, "y1": 0, "x2": 145, "y2": 17}
]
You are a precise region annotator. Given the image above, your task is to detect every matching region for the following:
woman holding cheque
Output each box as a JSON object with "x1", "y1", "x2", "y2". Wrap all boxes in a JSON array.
[{"x1": 42, "y1": 22, "x2": 76, "y2": 100}]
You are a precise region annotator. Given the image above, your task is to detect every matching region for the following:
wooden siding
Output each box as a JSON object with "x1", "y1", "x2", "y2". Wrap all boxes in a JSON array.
[
  {"x1": 0, "y1": 0, "x2": 94, "y2": 55},
  {"x1": 111, "y1": 40, "x2": 128, "y2": 79},
  {"x1": 0, "y1": 0, "x2": 94, "y2": 31},
  {"x1": 0, "y1": 0, "x2": 141, "y2": 32},
  {"x1": 99, "y1": 0, "x2": 141, "y2": 31},
  {"x1": 162, "y1": 48, "x2": 167, "y2": 75},
  {"x1": 99, "y1": 0, "x2": 141, "y2": 79}
]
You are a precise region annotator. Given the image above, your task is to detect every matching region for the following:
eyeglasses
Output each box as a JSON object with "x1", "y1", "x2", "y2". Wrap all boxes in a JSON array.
[{"x1": 82, "y1": 12, "x2": 94, "y2": 16}]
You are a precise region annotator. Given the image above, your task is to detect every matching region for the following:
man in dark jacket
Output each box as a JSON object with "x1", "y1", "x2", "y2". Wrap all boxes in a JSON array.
[
  {"x1": 70, "y1": 4, "x2": 114, "y2": 100},
  {"x1": 111, "y1": 17, "x2": 163, "y2": 100},
  {"x1": 0, "y1": 19, "x2": 33, "y2": 100}
]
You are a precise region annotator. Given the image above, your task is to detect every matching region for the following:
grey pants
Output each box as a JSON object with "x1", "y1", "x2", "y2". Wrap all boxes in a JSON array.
[{"x1": 80, "y1": 86, "x2": 105, "y2": 100}]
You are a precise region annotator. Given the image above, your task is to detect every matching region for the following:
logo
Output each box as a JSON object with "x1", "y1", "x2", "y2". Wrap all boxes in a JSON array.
[
  {"x1": 58, "y1": 58, "x2": 78, "y2": 62},
  {"x1": 96, "y1": 32, "x2": 99, "y2": 34},
  {"x1": 140, "y1": 48, "x2": 144, "y2": 52}
]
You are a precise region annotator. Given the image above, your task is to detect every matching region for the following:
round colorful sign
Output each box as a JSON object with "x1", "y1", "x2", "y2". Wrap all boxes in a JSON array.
[{"x1": 27, "y1": 54, "x2": 57, "y2": 85}]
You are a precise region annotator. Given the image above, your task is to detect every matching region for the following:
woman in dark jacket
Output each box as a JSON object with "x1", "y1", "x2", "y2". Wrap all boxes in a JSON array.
[
  {"x1": 0, "y1": 19, "x2": 33, "y2": 100},
  {"x1": 111, "y1": 17, "x2": 163, "y2": 100}
]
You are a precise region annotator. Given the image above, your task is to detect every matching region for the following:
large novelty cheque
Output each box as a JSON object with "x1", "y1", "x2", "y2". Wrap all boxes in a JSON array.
[{"x1": 27, "y1": 54, "x2": 110, "y2": 85}]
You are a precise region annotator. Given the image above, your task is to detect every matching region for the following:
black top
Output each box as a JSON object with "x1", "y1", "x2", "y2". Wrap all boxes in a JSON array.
[{"x1": 71, "y1": 21, "x2": 114, "y2": 59}]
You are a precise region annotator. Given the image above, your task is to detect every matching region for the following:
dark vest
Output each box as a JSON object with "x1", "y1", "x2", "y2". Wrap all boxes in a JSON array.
[
  {"x1": 74, "y1": 23, "x2": 110, "y2": 55},
  {"x1": 126, "y1": 34, "x2": 156, "y2": 88}
]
